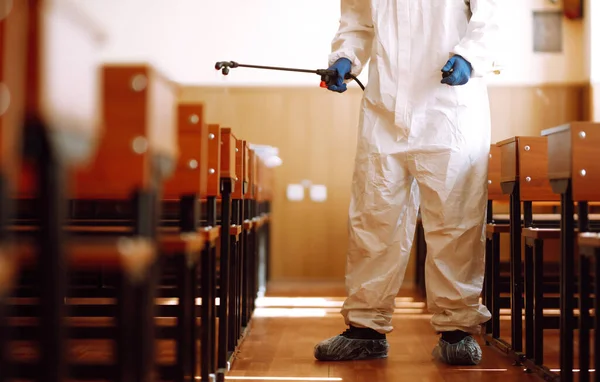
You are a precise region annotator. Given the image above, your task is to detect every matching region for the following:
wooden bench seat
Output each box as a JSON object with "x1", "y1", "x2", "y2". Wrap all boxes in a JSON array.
[
  {"x1": 230, "y1": 226, "x2": 243, "y2": 237},
  {"x1": 8, "y1": 339, "x2": 201, "y2": 381},
  {"x1": 2, "y1": 60, "x2": 182, "y2": 382},
  {"x1": 521, "y1": 227, "x2": 562, "y2": 240},
  {"x1": 491, "y1": 213, "x2": 600, "y2": 221},
  {"x1": 0, "y1": 1, "x2": 108, "y2": 379},
  {"x1": 486, "y1": 135, "x2": 563, "y2": 375},
  {"x1": 578, "y1": 232, "x2": 600, "y2": 248},
  {"x1": 10, "y1": 224, "x2": 219, "y2": 248},
  {"x1": 541, "y1": 122, "x2": 600, "y2": 382},
  {"x1": 486, "y1": 224, "x2": 510, "y2": 234},
  {"x1": 1, "y1": 5, "x2": 274, "y2": 375},
  {"x1": 480, "y1": 144, "x2": 506, "y2": 340},
  {"x1": 15, "y1": 236, "x2": 155, "y2": 272}
]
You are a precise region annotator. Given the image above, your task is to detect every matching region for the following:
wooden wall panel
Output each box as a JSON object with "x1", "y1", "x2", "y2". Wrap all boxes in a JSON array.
[
  {"x1": 489, "y1": 84, "x2": 587, "y2": 141},
  {"x1": 590, "y1": 83, "x2": 600, "y2": 121},
  {"x1": 180, "y1": 83, "x2": 587, "y2": 282}
]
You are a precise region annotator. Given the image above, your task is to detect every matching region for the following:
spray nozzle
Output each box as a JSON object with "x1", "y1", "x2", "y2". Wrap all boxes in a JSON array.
[{"x1": 214, "y1": 61, "x2": 238, "y2": 75}]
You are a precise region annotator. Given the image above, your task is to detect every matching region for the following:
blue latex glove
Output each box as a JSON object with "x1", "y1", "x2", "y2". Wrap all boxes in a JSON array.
[
  {"x1": 441, "y1": 55, "x2": 472, "y2": 86},
  {"x1": 327, "y1": 58, "x2": 352, "y2": 93}
]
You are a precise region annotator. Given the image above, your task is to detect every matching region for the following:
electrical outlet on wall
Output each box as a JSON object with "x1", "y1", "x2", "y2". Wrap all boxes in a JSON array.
[
  {"x1": 286, "y1": 184, "x2": 304, "y2": 201},
  {"x1": 309, "y1": 185, "x2": 327, "y2": 202}
]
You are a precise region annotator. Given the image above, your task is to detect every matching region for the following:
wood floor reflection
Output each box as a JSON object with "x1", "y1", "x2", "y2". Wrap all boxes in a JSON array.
[{"x1": 228, "y1": 281, "x2": 563, "y2": 382}]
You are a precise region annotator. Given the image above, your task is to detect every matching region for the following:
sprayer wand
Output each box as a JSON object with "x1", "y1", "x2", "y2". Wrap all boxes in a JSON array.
[{"x1": 214, "y1": 61, "x2": 366, "y2": 91}]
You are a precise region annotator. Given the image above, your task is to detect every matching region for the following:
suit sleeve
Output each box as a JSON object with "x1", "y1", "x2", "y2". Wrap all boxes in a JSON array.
[
  {"x1": 328, "y1": 0, "x2": 375, "y2": 76},
  {"x1": 452, "y1": 0, "x2": 502, "y2": 77}
]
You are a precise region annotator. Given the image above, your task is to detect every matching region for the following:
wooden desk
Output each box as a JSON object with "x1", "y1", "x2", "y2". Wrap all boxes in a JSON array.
[{"x1": 542, "y1": 121, "x2": 600, "y2": 382}]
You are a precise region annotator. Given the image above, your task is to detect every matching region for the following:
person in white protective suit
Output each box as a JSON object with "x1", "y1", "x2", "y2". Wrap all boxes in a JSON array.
[{"x1": 314, "y1": 0, "x2": 501, "y2": 365}]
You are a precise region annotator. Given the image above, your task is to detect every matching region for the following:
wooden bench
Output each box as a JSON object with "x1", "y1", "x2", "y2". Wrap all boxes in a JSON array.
[
  {"x1": 578, "y1": 232, "x2": 600, "y2": 382},
  {"x1": 505, "y1": 136, "x2": 560, "y2": 379},
  {"x1": 483, "y1": 144, "x2": 509, "y2": 342},
  {"x1": 0, "y1": 3, "x2": 273, "y2": 380},
  {"x1": 488, "y1": 134, "x2": 600, "y2": 380},
  {"x1": 7, "y1": 61, "x2": 188, "y2": 381},
  {"x1": 252, "y1": 146, "x2": 276, "y2": 295},
  {"x1": 259, "y1": 155, "x2": 274, "y2": 285},
  {"x1": 243, "y1": 148, "x2": 258, "y2": 325},
  {"x1": 161, "y1": 102, "x2": 219, "y2": 381},
  {"x1": 576, "y1": 231, "x2": 599, "y2": 382},
  {"x1": 228, "y1": 138, "x2": 248, "y2": 361},
  {"x1": 542, "y1": 122, "x2": 600, "y2": 382},
  {"x1": 160, "y1": 117, "x2": 251, "y2": 380},
  {"x1": 9, "y1": 58, "x2": 172, "y2": 380},
  {"x1": 216, "y1": 126, "x2": 238, "y2": 378},
  {"x1": 0, "y1": 5, "x2": 23, "y2": 378},
  {"x1": 0, "y1": 0, "x2": 104, "y2": 380},
  {"x1": 494, "y1": 136, "x2": 532, "y2": 356},
  {"x1": 67, "y1": 63, "x2": 178, "y2": 381},
  {"x1": 6, "y1": 97, "x2": 224, "y2": 380}
]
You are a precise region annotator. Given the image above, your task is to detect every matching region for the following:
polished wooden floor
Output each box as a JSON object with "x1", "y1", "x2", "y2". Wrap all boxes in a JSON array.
[
  {"x1": 227, "y1": 281, "x2": 560, "y2": 382},
  {"x1": 5, "y1": 281, "x2": 582, "y2": 381}
]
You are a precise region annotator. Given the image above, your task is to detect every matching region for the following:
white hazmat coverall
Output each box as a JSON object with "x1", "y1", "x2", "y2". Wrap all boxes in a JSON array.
[{"x1": 331, "y1": 0, "x2": 500, "y2": 337}]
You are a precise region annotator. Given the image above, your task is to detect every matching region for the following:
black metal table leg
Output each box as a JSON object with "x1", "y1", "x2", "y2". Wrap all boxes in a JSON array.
[
  {"x1": 200, "y1": 241, "x2": 210, "y2": 382},
  {"x1": 485, "y1": 234, "x2": 493, "y2": 339},
  {"x1": 578, "y1": 201, "x2": 590, "y2": 381},
  {"x1": 492, "y1": 231, "x2": 501, "y2": 339},
  {"x1": 27, "y1": 121, "x2": 68, "y2": 382},
  {"x1": 237, "y1": 200, "x2": 245, "y2": 337},
  {"x1": 232, "y1": 200, "x2": 241, "y2": 348},
  {"x1": 525, "y1": 238, "x2": 534, "y2": 365},
  {"x1": 209, "y1": 242, "x2": 217, "y2": 378},
  {"x1": 250, "y1": 222, "x2": 258, "y2": 314},
  {"x1": 265, "y1": 201, "x2": 271, "y2": 287},
  {"x1": 579, "y1": 253, "x2": 591, "y2": 382},
  {"x1": 189, "y1": 252, "x2": 199, "y2": 381},
  {"x1": 204, "y1": 196, "x2": 218, "y2": 380},
  {"x1": 0, "y1": 174, "x2": 14, "y2": 382},
  {"x1": 140, "y1": 261, "x2": 159, "y2": 382},
  {"x1": 176, "y1": 254, "x2": 194, "y2": 381},
  {"x1": 178, "y1": 194, "x2": 199, "y2": 380},
  {"x1": 594, "y1": 249, "x2": 600, "y2": 380},
  {"x1": 180, "y1": 194, "x2": 199, "y2": 233},
  {"x1": 200, "y1": 238, "x2": 217, "y2": 381},
  {"x1": 523, "y1": 201, "x2": 533, "y2": 228},
  {"x1": 523, "y1": 200, "x2": 534, "y2": 367},
  {"x1": 579, "y1": 202, "x2": 590, "y2": 233},
  {"x1": 504, "y1": 181, "x2": 523, "y2": 353},
  {"x1": 242, "y1": 200, "x2": 251, "y2": 327},
  {"x1": 117, "y1": 270, "x2": 135, "y2": 382},
  {"x1": 228, "y1": 204, "x2": 240, "y2": 353},
  {"x1": 236, "y1": 201, "x2": 243, "y2": 342},
  {"x1": 553, "y1": 179, "x2": 575, "y2": 382},
  {"x1": 252, "y1": 199, "x2": 259, "y2": 311},
  {"x1": 483, "y1": 197, "x2": 494, "y2": 338},
  {"x1": 133, "y1": 189, "x2": 159, "y2": 382},
  {"x1": 533, "y1": 238, "x2": 544, "y2": 366},
  {"x1": 217, "y1": 179, "x2": 233, "y2": 381}
]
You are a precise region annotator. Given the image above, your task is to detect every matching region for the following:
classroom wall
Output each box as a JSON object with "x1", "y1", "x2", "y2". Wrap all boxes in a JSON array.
[
  {"x1": 77, "y1": 0, "x2": 589, "y2": 282},
  {"x1": 585, "y1": 0, "x2": 600, "y2": 120},
  {"x1": 80, "y1": 0, "x2": 584, "y2": 87},
  {"x1": 179, "y1": 85, "x2": 586, "y2": 282}
]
